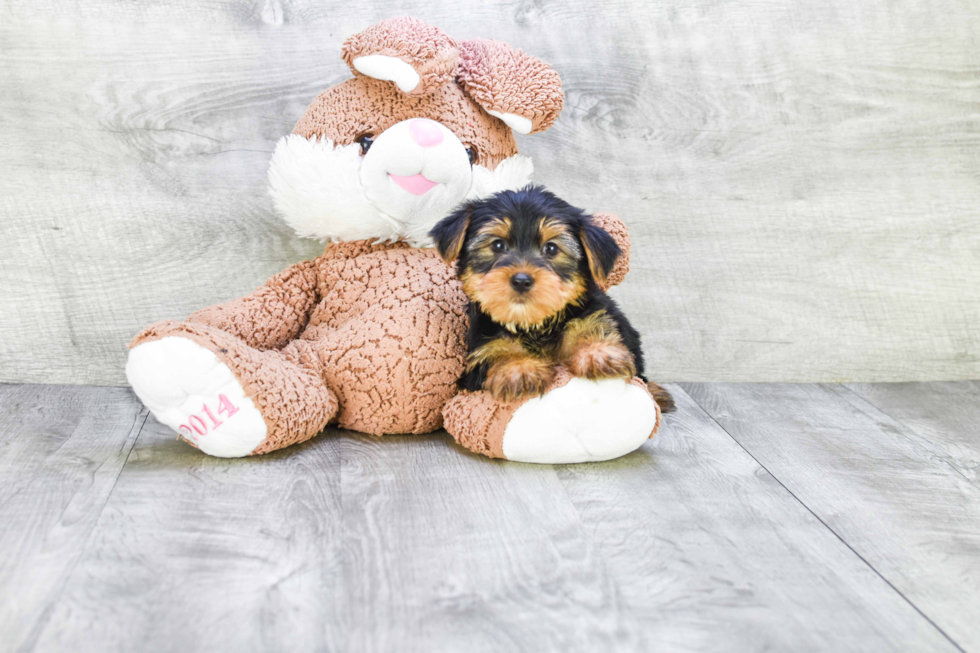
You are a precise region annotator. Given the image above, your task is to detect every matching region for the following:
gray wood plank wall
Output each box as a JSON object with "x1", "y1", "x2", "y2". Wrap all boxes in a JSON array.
[{"x1": 2, "y1": 0, "x2": 978, "y2": 385}]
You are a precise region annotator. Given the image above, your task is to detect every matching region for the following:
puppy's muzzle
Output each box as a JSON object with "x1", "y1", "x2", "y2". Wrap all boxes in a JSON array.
[{"x1": 510, "y1": 272, "x2": 535, "y2": 293}]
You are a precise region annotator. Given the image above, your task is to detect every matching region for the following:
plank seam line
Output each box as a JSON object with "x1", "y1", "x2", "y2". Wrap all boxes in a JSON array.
[
  {"x1": 836, "y1": 383, "x2": 979, "y2": 491},
  {"x1": 549, "y1": 463, "x2": 650, "y2": 640},
  {"x1": 0, "y1": 420, "x2": 86, "y2": 514},
  {"x1": 678, "y1": 384, "x2": 967, "y2": 653},
  {"x1": 16, "y1": 406, "x2": 151, "y2": 653}
]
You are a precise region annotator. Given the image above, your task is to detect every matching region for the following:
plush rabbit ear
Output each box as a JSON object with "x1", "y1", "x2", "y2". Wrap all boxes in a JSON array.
[
  {"x1": 342, "y1": 17, "x2": 459, "y2": 96},
  {"x1": 457, "y1": 38, "x2": 564, "y2": 135}
]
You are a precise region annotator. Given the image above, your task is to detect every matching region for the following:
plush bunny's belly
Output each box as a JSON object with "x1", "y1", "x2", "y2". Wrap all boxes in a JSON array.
[{"x1": 291, "y1": 245, "x2": 469, "y2": 435}]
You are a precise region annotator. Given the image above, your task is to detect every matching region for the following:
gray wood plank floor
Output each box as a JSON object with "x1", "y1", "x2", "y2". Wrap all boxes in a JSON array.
[{"x1": 2, "y1": 382, "x2": 978, "y2": 652}]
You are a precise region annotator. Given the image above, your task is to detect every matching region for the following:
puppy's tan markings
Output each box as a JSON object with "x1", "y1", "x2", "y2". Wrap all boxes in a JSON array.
[
  {"x1": 467, "y1": 337, "x2": 555, "y2": 402},
  {"x1": 647, "y1": 382, "x2": 676, "y2": 413},
  {"x1": 466, "y1": 218, "x2": 512, "y2": 266},
  {"x1": 539, "y1": 217, "x2": 569, "y2": 243},
  {"x1": 539, "y1": 218, "x2": 581, "y2": 258},
  {"x1": 484, "y1": 217, "x2": 512, "y2": 240},
  {"x1": 462, "y1": 265, "x2": 586, "y2": 330},
  {"x1": 486, "y1": 356, "x2": 555, "y2": 402},
  {"x1": 560, "y1": 310, "x2": 636, "y2": 380}
]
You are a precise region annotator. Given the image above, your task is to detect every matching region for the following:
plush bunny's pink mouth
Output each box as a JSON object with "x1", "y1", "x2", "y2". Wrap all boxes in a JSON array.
[{"x1": 389, "y1": 172, "x2": 439, "y2": 196}]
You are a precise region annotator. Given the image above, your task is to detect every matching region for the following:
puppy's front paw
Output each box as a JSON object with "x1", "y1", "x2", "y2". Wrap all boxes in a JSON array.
[
  {"x1": 485, "y1": 357, "x2": 556, "y2": 403},
  {"x1": 565, "y1": 340, "x2": 636, "y2": 381}
]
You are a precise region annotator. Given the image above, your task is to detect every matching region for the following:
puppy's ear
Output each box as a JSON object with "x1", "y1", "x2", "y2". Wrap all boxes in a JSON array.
[
  {"x1": 429, "y1": 204, "x2": 472, "y2": 264},
  {"x1": 579, "y1": 220, "x2": 622, "y2": 285}
]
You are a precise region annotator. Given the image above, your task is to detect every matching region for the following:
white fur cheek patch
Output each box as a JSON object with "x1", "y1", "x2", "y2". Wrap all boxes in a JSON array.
[
  {"x1": 399, "y1": 154, "x2": 536, "y2": 247},
  {"x1": 360, "y1": 120, "x2": 474, "y2": 245},
  {"x1": 267, "y1": 135, "x2": 535, "y2": 247},
  {"x1": 465, "y1": 155, "x2": 534, "y2": 203},
  {"x1": 267, "y1": 135, "x2": 397, "y2": 242}
]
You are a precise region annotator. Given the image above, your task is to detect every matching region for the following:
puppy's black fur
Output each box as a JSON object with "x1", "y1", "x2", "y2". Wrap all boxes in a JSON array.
[{"x1": 431, "y1": 185, "x2": 674, "y2": 411}]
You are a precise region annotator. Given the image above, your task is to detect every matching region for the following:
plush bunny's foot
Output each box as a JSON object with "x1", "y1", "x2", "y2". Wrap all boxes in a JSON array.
[
  {"x1": 128, "y1": 321, "x2": 340, "y2": 457},
  {"x1": 443, "y1": 369, "x2": 661, "y2": 464},
  {"x1": 502, "y1": 377, "x2": 658, "y2": 463},
  {"x1": 127, "y1": 337, "x2": 268, "y2": 457}
]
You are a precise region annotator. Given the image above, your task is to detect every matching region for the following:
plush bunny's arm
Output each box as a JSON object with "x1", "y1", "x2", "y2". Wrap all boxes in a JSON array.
[
  {"x1": 590, "y1": 212, "x2": 631, "y2": 290},
  {"x1": 185, "y1": 259, "x2": 321, "y2": 351}
]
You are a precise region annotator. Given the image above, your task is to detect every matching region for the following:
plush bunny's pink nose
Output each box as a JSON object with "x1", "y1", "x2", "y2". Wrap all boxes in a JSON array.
[{"x1": 408, "y1": 119, "x2": 443, "y2": 147}]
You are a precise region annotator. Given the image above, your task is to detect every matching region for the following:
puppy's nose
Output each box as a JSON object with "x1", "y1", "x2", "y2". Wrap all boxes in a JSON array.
[
  {"x1": 408, "y1": 119, "x2": 443, "y2": 148},
  {"x1": 510, "y1": 272, "x2": 535, "y2": 293}
]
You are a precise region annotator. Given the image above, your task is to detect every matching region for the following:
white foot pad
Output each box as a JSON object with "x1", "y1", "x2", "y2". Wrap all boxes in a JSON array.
[
  {"x1": 126, "y1": 337, "x2": 268, "y2": 458},
  {"x1": 502, "y1": 378, "x2": 658, "y2": 464}
]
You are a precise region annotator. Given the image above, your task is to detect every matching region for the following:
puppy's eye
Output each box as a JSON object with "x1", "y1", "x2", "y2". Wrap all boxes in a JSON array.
[
  {"x1": 465, "y1": 145, "x2": 478, "y2": 165},
  {"x1": 542, "y1": 242, "x2": 560, "y2": 257},
  {"x1": 355, "y1": 133, "x2": 374, "y2": 155},
  {"x1": 490, "y1": 239, "x2": 507, "y2": 253}
]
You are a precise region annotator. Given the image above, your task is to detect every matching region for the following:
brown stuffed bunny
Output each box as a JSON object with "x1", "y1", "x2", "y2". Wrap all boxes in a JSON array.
[{"x1": 126, "y1": 17, "x2": 662, "y2": 462}]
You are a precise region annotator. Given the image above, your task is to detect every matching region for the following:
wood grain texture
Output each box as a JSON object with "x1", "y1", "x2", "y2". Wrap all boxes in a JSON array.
[
  {"x1": 845, "y1": 381, "x2": 980, "y2": 487},
  {"x1": 1, "y1": 0, "x2": 978, "y2": 384},
  {"x1": 25, "y1": 419, "x2": 648, "y2": 651},
  {"x1": 683, "y1": 381, "x2": 980, "y2": 650},
  {"x1": 5, "y1": 382, "x2": 980, "y2": 650},
  {"x1": 337, "y1": 432, "x2": 644, "y2": 652},
  {"x1": 0, "y1": 384, "x2": 146, "y2": 652},
  {"x1": 555, "y1": 384, "x2": 958, "y2": 652},
  {"x1": 31, "y1": 414, "x2": 346, "y2": 653}
]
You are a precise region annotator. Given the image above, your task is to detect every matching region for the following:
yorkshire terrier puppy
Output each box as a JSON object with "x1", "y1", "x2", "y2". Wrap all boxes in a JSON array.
[{"x1": 430, "y1": 185, "x2": 674, "y2": 411}]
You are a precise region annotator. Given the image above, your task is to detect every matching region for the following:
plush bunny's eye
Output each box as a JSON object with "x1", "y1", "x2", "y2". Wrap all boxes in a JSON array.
[
  {"x1": 356, "y1": 133, "x2": 374, "y2": 155},
  {"x1": 465, "y1": 145, "x2": 478, "y2": 165}
]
